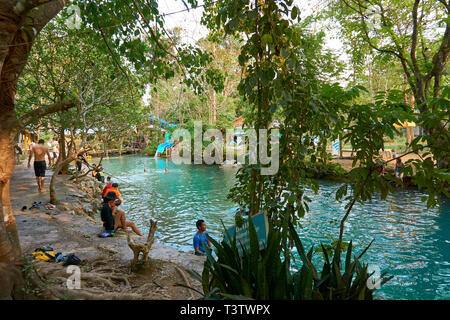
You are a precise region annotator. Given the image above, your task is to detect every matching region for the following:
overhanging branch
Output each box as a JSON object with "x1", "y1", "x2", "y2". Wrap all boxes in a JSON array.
[{"x1": 17, "y1": 100, "x2": 75, "y2": 129}]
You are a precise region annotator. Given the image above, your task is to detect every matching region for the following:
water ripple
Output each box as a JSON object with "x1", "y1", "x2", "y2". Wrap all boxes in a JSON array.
[{"x1": 102, "y1": 156, "x2": 450, "y2": 300}]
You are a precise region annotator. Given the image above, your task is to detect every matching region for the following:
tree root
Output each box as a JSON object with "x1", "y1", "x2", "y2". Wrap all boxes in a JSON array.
[
  {"x1": 107, "y1": 274, "x2": 130, "y2": 287},
  {"x1": 81, "y1": 273, "x2": 117, "y2": 289},
  {"x1": 91, "y1": 260, "x2": 109, "y2": 268},
  {"x1": 50, "y1": 287, "x2": 145, "y2": 300},
  {"x1": 25, "y1": 247, "x2": 197, "y2": 300},
  {"x1": 135, "y1": 282, "x2": 153, "y2": 294},
  {"x1": 0, "y1": 262, "x2": 25, "y2": 300},
  {"x1": 93, "y1": 267, "x2": 117, "y2": 273},
  {"x1": 175, "y1": 266, "x2": 195, "y2": 300}
]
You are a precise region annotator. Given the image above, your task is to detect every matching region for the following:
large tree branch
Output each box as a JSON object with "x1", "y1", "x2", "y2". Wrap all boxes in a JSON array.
[
  {"x1": 438, "y1": 0, "x2": 449, "y2": 13},
  {"x1": 0, "y1": 0, "x2": 68, "y2": 110},
  {"x1": 21, "y1": 0, "x2": 68, "y2": 32},
  {"x1": 17, "y1": 100, "x2": 75, "y2": 130},
  {"x1": 374, "y1": 1, "x2": 416, "y2": 91},
  {"x1": 424, "y1": 16, "x2": 450, "y2": 93},
  {"x1": 343, "y1": 0, "x2": 410, "y2": 66},
  {"x1": 99, "y1": 30, "x2": 135, "y2": 102},
  {"x1": 410, "y1": 0, "x2": 422, "y2": 79},
  {"x1": 129, "y1": 0, "x2": 188, "y2": 78}
]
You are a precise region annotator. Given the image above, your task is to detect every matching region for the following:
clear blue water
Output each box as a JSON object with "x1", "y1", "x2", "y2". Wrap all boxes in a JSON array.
[{"x1": 101, "y1": 155, "x2": 450, "y2": 300}]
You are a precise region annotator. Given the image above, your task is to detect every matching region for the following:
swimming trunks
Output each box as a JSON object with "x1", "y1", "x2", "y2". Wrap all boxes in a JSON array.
[{"x1": 34, "y1": 160, "x2": 46, "y2": 177}]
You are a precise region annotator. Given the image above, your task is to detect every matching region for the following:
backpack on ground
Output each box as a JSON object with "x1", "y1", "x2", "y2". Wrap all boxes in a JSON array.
[{"x1": 32, "y1": 246, "x2": 56, "y2": 262}]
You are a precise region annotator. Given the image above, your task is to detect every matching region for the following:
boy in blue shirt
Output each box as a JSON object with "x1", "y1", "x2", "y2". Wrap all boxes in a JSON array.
[{"x1": 193, "y1": 219, "x2": 212, "y2": 256}]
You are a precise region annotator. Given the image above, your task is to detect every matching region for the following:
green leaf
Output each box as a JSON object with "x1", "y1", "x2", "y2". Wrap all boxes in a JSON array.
[
  {"x1": 261, "y1": 34, "x2": 273, "y2": 46},
  {"x1": 291, "y1": 6, "x2": 298, "y2": 20}
]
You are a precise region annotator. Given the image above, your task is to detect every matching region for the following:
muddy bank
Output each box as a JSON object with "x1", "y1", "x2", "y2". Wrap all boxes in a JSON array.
[{"x1": 11, "y1": 164, "x2": 206, "y2": 299}]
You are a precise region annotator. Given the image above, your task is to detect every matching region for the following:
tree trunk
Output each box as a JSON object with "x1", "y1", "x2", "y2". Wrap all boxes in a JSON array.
[
  {"x1": 0, "y1": 115, "x2": 22, "y2": 262},
  {"x1": 212, "y1": 89, "x2": 217, "y2": 124},
  {"x1": 406, "y1": 127, "x2": 414, "y2": 147},
  {"x1": 49, "y1": 153, "x2": 77, "y2": 204},
  {"x1": 118, "y1": 137, "x2": 124, "y2": 155},
  {"x1": 103, "y1": 139, "x2": 109, "y2": 158},
  {"x1": 0, "y1": 0, "x2": 71, "y2": 299},
  {"x1": 56, "y1": 127, "x2": 66, "y2": 172}
]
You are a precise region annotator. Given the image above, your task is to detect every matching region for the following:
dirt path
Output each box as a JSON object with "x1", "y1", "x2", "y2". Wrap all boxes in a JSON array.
[
  {"x1": 331, "y1": 151, "x2": 426, "y2": 173},
  {"x1": 11, "y1": 164, "x2": 205, "y2": 299}
]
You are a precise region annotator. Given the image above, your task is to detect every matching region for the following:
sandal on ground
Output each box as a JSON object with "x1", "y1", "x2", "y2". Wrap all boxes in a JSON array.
[{"x1": 98, "y1": 232, "x2": 115, "y2": 238}]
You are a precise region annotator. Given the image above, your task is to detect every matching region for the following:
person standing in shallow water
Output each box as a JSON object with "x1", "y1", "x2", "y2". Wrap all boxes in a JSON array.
[
  {"x1": 27, "y1": 139, "x2": 52, "y2": 193},
  {"x1": 395, "y1": 157, "x2": 404, "y2": 181},
  {"x1": 193, "y1": 219, "x2": 212, "y2": 256}
]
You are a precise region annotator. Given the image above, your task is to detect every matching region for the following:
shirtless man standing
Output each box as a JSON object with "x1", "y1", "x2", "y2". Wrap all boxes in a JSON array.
[{"x1": 28, "y1": 139, "x2": 52, "y2": 193}]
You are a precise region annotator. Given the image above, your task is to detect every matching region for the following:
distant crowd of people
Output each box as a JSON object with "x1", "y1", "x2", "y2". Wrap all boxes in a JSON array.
[
  {"x1": 25, "y1": 139, "x2": 221, "y2": 255},
  {"x1": 24, "y1": 139, "x2": 143, "y2": 239},
  {"x1": 25, "y1": 137, "x2": 409, "y2": 256}
]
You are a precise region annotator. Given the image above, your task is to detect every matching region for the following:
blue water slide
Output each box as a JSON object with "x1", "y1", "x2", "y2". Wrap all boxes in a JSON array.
[
  {"x1": 155, "y1": 132, "x2": 174, "y2": 155},
  {"x1": 156, "y1": 142, "x2": 174, "y2": 154},
  {"x1": 144, "y1": 113, "x2": 178, "y2": 129}
]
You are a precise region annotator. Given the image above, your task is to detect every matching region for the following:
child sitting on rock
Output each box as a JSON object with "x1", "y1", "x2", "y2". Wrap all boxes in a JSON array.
[{"x1": 99, "y1": 192, "x2": 117, "y2": 237}]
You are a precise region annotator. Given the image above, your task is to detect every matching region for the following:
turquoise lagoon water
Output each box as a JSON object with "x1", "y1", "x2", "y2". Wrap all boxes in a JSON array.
[{"x1": 101, "y1": 155, "x2": 450, "y2": 300}]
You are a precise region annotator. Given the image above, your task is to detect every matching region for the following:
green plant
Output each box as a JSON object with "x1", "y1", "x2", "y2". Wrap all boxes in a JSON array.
[
  {"x1": 21, "y1": 257, "x2": 43, "y2": 297},
  {"x1": 314, "y1": 234, "x2": 350, "y2": 259},
  {"x1": 301, "y1": 160, "x2": 347, "y2": 179},
  {"x1": 184, "y1": 217, "x2": 292, "y2": 300},
  {"x1": 183, "y1": 216, "x2": 391, "y2": 300},
  {"x1": 288, "y1": 222, "x2": 393, "y2": 300},
  {"x1": 62, "y1": 289, "x2": 75, "y2": 300},
  {"x1": 143, "y1": 129, "x2": 164, "y2": 156}
]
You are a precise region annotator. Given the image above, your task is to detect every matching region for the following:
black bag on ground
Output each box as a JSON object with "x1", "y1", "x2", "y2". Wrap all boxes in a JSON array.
[{"x1": 62, "y1": 253, "x2": 82, "y2": 266}]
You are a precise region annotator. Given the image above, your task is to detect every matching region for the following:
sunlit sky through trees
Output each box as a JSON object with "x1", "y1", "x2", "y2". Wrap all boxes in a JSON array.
[{"x1": 142, "y1": 0, "x2": 350, "y2": 104}]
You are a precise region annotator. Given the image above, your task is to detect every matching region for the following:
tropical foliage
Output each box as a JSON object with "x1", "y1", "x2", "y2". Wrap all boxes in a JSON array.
[
  {"x1": 183, "y1": 217, "x2": 392, "y2": 300},
  {"x1": 0, "y1": 0, "x2": 448, "y2": 300}
]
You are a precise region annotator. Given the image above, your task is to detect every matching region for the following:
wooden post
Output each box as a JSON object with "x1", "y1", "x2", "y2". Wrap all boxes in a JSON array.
[{"x1": 127, "y1": 219, "x2": 158, "y2": 271}]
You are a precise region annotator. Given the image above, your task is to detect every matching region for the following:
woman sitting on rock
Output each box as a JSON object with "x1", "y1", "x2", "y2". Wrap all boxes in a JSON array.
[{"x1": 111, "y1": 198, "x2": 143, "y2": 236}]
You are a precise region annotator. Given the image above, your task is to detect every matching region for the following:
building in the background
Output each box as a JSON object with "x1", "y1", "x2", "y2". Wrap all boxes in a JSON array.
[{"x1": 17, "y1": 127, "x2": 37, "y2": 153}]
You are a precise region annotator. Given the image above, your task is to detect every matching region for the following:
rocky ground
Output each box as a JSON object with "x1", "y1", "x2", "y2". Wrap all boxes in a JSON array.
[{"x1": 11, "y1": 164, "x2": 205, "y2": 300}]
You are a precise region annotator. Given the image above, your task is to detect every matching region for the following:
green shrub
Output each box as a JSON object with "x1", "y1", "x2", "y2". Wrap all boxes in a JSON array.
[
  {"x1": 183, "y1": 216, "x2": 391, "y2": 300},
  {"x1": 143, "y1": 129, "x2": 164, "y2": 156},
  {"x1": 143, "y1": 144, "x2": 157, "y2": 156},
  {"x1": 302, "y1": 160, "x2": 347, "y2": 178}
]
